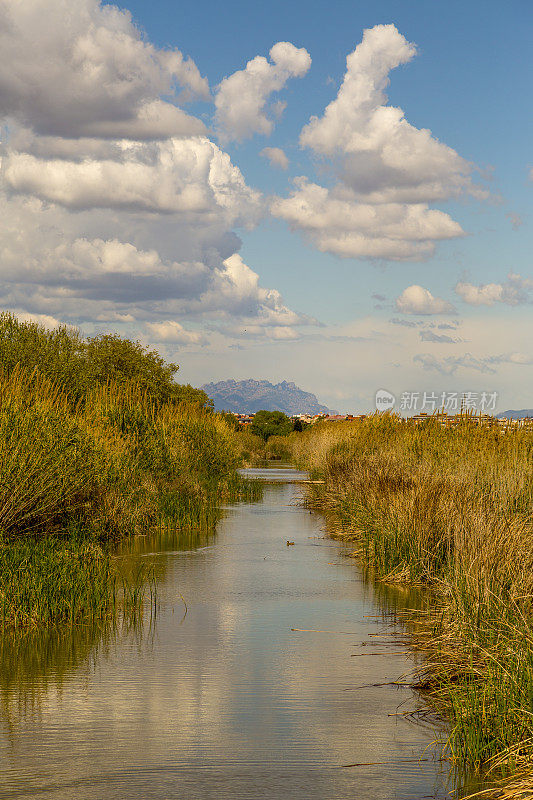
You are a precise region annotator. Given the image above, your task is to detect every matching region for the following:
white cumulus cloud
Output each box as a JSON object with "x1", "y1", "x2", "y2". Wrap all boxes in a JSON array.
[
  {"x1": 396, "y1": 285, "x2": 456, "y2": 315},
  {"x1": 0, "y1": 1, "x2": 311, "y2": 345},
  {"x1": 214, "y1": 42, "x2": 311, "y2": 142},
  {"x1": 272, "y1": 179, "x2": 463, "y2": 261},
  {"x1": 14, "y1": 311, "x2": 62, "y2": 330},
  {"x1": 300, "y1": 24, "x2": 480, "y2": 204},
  {"x1": 204, "y1": 254, "x2": 307, "y2": 327},
  {"x1": 272, "y1": 24, "x2": 483, "y2": 262},
  {"x1": 3, "y1": 137, "x2": 263, "y2": 223},
  {"x1": 0, "y1": 0, "x2": 209, "y2": 140}
]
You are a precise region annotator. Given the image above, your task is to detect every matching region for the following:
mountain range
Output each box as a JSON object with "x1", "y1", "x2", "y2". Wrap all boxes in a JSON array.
[
  {"x1": 496, "y1": 409, "x2": 533, "y2": 419},
  {"x1": 202, "y1": 379, "x2": 335, "y2": 415}
]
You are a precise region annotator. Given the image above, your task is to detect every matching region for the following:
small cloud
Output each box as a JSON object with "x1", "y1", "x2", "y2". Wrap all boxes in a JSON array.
[
  {"x1": 395, "y1": 285, "x2": 455, "y2": 315},
  {"x1": 214, "y1": 42, "x2": 311, "y2": 142},
  {"x1": 508, "y1": 352, "x2": 533, "y2": 365},
  {"x1": 390, "y1": 317, "x2": 420, "y2": 328},
  {"x1": 489, "y1": 352, "x2": 533, "y2": 366},
  {"x1": 455, "y1": 273, "x2": 533, "y2": 306},
  {"x1": 506, "y1": 212, "x2": 523, "y2": 231},
  {"x1": 437, "y1": 322, "x2": 459, "y2": 330},
  {"x1": 372, "y1": 293, "x2": 386, "y2": 301},
  {"x1": 419, "y1": 330, "x2": 460, "y2": 344},
  {"x1": 144, "y1": 321, "x2": 207, "y2": 345},
  {"x1": 271, "y1": 100, "x2": 287, "y2": 120},
  {"x1": 260, "y1": 147, "x2": 289, "y2": 170},
  {"x1": 414, "y1": 353, "x2": 497, "y2": 375},
  {"x1": 96, "y1": 312, "x2": 135, "y2": 323},
  {"x1": 223, "y1": 323, "x2": 299, "y2": 341}
]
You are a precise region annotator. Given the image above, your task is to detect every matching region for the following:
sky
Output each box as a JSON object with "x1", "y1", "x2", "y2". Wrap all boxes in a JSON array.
[{"x1": 0, "y1": 0, "x2": 531, "y2": 413}]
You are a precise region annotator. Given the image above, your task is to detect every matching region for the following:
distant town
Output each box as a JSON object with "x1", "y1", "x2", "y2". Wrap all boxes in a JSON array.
[{"x1": 231, "y1": 411, "x2": 533, "y2": 430}]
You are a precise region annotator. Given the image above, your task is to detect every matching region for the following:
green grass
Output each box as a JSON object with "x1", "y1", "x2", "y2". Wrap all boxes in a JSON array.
[{"x1": 0, "y1": 535, "x2": 153, "y2": 628}]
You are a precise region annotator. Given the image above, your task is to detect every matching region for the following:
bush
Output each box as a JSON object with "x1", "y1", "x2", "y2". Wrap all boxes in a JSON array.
[{"x1": 251, "y1": 409, "x2": 293, "y2": 441}]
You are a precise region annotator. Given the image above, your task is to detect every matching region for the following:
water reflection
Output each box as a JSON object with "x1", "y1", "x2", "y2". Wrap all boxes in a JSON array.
[
  {"x1": 237, "y1": 466, "x2": 309, "y2": 482},
  {"x1": 0, "y1": 474, "x2": 451, "y2": 799}
]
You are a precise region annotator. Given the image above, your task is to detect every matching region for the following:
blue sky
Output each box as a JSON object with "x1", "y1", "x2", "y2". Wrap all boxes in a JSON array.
[{"x1": 0, "y1": 0, "x2": 531, "y2": 412}]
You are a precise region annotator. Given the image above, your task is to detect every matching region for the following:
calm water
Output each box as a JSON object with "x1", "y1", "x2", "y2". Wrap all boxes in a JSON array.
[{"x1": 0, "y1": 467, "x2": 448, "y2": 799}]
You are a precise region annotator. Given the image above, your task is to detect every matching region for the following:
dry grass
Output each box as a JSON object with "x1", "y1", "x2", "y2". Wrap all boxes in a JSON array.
[{"x1": 0, "y1": 365, "x2": 242, "y2": 538}]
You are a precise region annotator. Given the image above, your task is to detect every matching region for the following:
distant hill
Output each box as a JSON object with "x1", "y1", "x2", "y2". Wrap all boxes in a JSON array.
[
  {"x1": 496, "y1": 409, "x2": 533, "y2": 420},
  {"x1": 202, "y1": 379, "x2": 336, "y2": 415}
]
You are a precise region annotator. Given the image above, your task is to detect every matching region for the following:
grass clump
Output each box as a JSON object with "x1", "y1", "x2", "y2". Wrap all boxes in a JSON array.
[
  {"x1": 0, "y1": 369, "x2": 100, "y2": 535},
  {"x1": 0, "y1": 367, "x2": 241, "y2": 540},
  {"x1": 285, "y1": 415, "x2": 533, "y2": 797},
  {"x1": 0, "y1": 535, "x2": 150, "y2": 628}
]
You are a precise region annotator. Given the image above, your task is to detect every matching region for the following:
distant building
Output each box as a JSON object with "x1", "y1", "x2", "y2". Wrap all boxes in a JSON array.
[
  {"x1": 231, "y1": 412, "x2": 254, "y2": 427},
  {"x1": 407, "y1": 410, "x2": 533, "y2": 431}
]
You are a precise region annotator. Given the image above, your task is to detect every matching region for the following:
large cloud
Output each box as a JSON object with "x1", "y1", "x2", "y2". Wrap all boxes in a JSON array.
[
  {"x1": 0, "y1": 0, "x2": 313, "y2": 345},
  {"x1": 300, "y1": 24, "x2": 480, "y2": 203},
  {"x1": 0, "y1": 0, "x2": 208, "y2": 140},
  {"x1": 0, "y1": 194, "x2": 307, "y2": 332},
  {"x1": 214, "y1": 42, "x2": 311, "y2": 142},
  {"x1": 273, "y1": 24, "x2": 482, "y2": 262},
  {"x1": 3, "y1": 137, "x2": 262, "y2": 222}
]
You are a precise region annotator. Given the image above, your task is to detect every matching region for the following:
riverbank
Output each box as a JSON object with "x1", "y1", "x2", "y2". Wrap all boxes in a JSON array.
[
  {"x1": 276, "y1": 415, "x2": 533, "y2": 798},
  {"x1": 0, "y1": 313, "x2": 257, "y2": 627}
]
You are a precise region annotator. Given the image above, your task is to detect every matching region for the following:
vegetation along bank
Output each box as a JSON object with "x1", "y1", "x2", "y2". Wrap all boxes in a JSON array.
[
  {"x1": 274, "y1": 414, "x2": 533, "y2": 799},
  {"x1": 0, "y1": 313, "x2": 257, "y2": 628}
]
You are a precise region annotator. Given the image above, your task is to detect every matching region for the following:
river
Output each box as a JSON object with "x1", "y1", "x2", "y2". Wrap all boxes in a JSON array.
[{"x1": 0, "y1": 467, "x2": 448, "y2": 799}]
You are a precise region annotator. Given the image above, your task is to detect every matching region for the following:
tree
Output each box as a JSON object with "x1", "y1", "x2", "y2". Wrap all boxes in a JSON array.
[
  {"x1": 84, "y1": 334, "x2": 179, "y2": 402},
  {"x1": 0, "y1": 312, "x2": 85, "y2": 389},
  {"x1": 174, "y1": 384, "x2": 214, "y2": 410},
  {"x1": 251, "y1": 410, "x2": 293, "y2": 441},
  {"x1": 85, "y1": 338, "x2": 214, "y2": 408}
]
